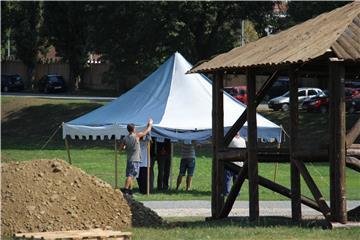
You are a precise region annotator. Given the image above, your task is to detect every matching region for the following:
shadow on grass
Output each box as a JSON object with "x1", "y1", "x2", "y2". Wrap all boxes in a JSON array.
[
  {"x1": 2, "y1": 102, "x2": 103, "y2": 149},
  {"x1": 139, "y1": 216, "x2": 330, "y2": 230},
  {"x1": 133, "y1": 188, "x2": 212, "y2": 197}
]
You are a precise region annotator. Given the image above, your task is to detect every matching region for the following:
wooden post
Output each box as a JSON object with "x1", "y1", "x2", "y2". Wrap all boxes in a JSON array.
[
  {"x1": 169, "y1": 143, "x2": 174, "y2": 190},
  {"x1": 289, "y1": 66, "x2": 301, "y2": 221},
  {"x1": 224, "y1": 71, "x2": 280, "y2": 146},
  {"x1": 329, "y1": 59, "x2": 347, "y2": 223},
  {"x1": 246, "y1": 68, "x2": 259, "y2": 221},
  {"x1": 114, "y1": 139, "x2": 118, "y2": 189},
  {"x1": 212, "y1": 71, "x2": 225, "y2": 218},
  {"x1": 64, "y1": 136, "x2": 72, "y2": 165},
  {"x1": 147, "y1": 140, "x2": 151, "y2": 195}
]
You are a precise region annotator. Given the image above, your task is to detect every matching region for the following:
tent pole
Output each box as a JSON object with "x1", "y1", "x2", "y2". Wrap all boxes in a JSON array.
[
  {"x1": 147, "y1": 140, "x2": 151, "y2": 195},
  {"x1": 64, "y1": 136, "x2": 72, "y2": 165},
  {"x1": 114, "y1": 139, "x2": 118, "y2": 189},
  {"x1": 169, "y1": 143, "x2": 174, "y2": 190}
]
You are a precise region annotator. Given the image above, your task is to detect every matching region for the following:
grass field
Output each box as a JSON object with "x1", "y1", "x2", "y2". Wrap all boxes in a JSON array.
[
  {"x1": 2, "y1": 216, "x2": 360, "y2": 240},
  {"x1": 131, "y1": 217, "x2": 360, "y2": 240},
  {"x1": 1, "y1": 96, "x2": 360, "y2": 202}
]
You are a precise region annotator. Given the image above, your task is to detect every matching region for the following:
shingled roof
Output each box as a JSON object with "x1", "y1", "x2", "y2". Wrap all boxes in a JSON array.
[{"x1": 190, "y1": 2, "x2": 360, "y2": 73}]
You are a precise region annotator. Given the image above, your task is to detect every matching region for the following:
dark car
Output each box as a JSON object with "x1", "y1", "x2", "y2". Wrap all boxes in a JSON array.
[
  {"x1": 345, "y1": 81, "x2": 360, "y2": 92},
  {"x1": 302, "y1": 88, "x2": 360, "y2": 113},
  {"x1": 38, "y1": 75, "x2": 67, "y2": 93},
  {"x1": 1, "y1": 74, "x2": 25, "y2": 92},
  {"x1": 224, "y1": 86, "x2": 247, "y2": 104},
  {"x1": 264, "y1": 77, "x2": 290, "y2": 102}
]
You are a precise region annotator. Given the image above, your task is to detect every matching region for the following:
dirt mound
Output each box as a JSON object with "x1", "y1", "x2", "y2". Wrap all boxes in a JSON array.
[{"x1": 1, "y1": 159, "x2": 163, "y2": 236}]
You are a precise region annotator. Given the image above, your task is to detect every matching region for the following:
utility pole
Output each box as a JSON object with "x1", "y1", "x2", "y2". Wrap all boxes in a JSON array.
[
  {"x1": 241, "y1": 20, "x2": 245, "y2": 46},
  {"x1": 7, "y1": 31, "x2": 11, "y2": 58}
]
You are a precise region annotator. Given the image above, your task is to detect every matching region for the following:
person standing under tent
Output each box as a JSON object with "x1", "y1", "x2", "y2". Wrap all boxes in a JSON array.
[
  {"x1": 156, "y1": 139, "x2": 171, "y2": 190},
  {"x1": 119, "y1": 118, "x2": 153, "y2": 195},
  {"x1": 224, "y1": 133, "x2": 246, "y2": 196},
  {"x1": 137, "y1": 137, "x2": 155, "y2": 194},
  {"x1": 176, "y1": 142, "x2": 196, "y2": 191}
]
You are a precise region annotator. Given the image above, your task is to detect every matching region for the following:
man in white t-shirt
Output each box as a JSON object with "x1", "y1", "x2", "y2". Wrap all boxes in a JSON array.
[{"x1": 225, "y1": 133, "x2": 246, "y2": 196}]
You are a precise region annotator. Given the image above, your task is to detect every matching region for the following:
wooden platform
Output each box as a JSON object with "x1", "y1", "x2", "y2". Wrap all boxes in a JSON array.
[{"x1": 14, "y1": 228, "x2": 132, "y2": 240}]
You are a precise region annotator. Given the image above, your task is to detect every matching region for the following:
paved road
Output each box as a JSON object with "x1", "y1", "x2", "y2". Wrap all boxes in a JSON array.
[{"x1": 142, "y1": 200, "x2": 360, "y2": 217}]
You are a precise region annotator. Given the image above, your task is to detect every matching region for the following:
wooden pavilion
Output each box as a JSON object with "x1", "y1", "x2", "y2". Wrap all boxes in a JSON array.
[{"x1": 190, "y1": 2, "x2": 360, "y2": 227}]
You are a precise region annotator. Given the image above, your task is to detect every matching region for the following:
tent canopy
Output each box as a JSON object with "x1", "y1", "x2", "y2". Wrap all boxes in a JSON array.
[{"x1": 63, "y1": 52, "x2": 282, "y2": 143}]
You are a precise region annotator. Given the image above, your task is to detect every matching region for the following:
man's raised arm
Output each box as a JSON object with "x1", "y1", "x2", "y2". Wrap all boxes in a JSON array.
[{"x1": 136, "y1": 118, "x2": 153, "y2": 139}]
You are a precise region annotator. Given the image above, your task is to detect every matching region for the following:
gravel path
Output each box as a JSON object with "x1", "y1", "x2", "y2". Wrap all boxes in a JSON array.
[{"x1": 142, "y1": 200, "x2": 360, "y2": 217}]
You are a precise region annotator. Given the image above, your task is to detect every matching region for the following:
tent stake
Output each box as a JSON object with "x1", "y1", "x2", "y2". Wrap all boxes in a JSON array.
[
  {"x1": 114, "y1": 139, "x2": 118, "y2": 189},
  {"x1": 64, "y1": 137, "x2": 72, "y2": 165}
]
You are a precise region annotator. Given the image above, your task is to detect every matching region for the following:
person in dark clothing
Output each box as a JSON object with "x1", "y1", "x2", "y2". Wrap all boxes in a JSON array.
[
  {"x1": 156, "y1": 140, "x2": 171, "y2": 190},
  {"x1": 136, "y1": 139, "x2": 155, "y2": 194}
]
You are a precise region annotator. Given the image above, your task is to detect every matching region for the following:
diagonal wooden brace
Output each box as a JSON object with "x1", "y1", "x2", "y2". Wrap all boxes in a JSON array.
[
  {"x1": 224, "y1": 71, "x2": 280, "y2": 146},
  {"x1": 346, "y1": 118, "x2": 360, "y2": 148},
  {"x1": 293, "y1": 159, "x2": 331, "y2": 220}
]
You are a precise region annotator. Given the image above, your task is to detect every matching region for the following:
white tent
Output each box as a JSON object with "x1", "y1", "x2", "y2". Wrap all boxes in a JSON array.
[{"x1": 63, "y1": 52, "x2": 281, "y2": 143}]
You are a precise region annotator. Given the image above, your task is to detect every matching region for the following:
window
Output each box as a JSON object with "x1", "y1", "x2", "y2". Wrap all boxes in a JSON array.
[
  {"x1": 298, "y1": 90, "x2": 306, "y2": 97},
  {"x1": 308, "y1": 90, "x2": 317, "y2": 96}
]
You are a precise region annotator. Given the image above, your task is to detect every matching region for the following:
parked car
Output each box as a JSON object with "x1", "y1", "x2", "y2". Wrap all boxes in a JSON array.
[
  {"x1": 268, "y1": 88, "x2": 323, "y2": 111},
  {"x1": 224, "y1": 85, "x2": 247, "y2": 104},
  {"x1": 264, "y1": 77, "x2": 290, "y2": 102},
  {"x1": 38, "y1": 75, "x2": 67, "y2": 93},
  {"x1": 345, "y1": 81, "x2": 360, "y2": 91},
  {"x1": 302, "y1": 88, "x2": 360, "y2": 113},
  {"x1": 1, "y1": 74, "x2": 24, "y2": 92}
]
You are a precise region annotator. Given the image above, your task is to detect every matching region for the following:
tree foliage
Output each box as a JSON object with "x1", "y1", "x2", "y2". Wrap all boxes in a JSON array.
[
  {"x1": 88, "y1": 2, "x2": 273, "y2": 91},
  {"x1": 42, "y1": 2, "x2": 91, "y2": 89},
  {"x1": 287, "y1": 1, "x2": 350, "y2": 24}
]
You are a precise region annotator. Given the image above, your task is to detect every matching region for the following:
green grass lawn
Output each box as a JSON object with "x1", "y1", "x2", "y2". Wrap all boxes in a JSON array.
[
  {"x1": 131, "y1": 217, "x2": 360, "y2": 240},
  {"x1": 1, "y1": 96, "x2": 360, "y2": 202},
  {"x1": 2, "y1": 216, "x2": 360, "y2": 240}
]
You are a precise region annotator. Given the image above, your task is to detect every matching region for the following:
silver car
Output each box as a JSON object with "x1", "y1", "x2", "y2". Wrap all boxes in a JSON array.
[{"x1": 268, "y1": 88, "x2": 324, "y2": 111}]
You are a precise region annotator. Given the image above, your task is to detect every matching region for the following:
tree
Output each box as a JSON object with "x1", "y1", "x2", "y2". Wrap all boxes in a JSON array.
[
  {"x1": 1, "y1": 1, "x2": 14, "y2": 59},
  {"x1": 43, "y1": 2, "x2": 91, "y2": 90},
  {"x1": 287, "y1": 1, "x2": 350, "y2": 24},
  {"x1": 269, "y1": 1, "x2": 350, "y2": 33},
  {"x1": 6, "y1": 2, "x2": 44, "y2": 87},
  {"x1": 88, "y1": 2, "x2": 274, "y2": 91}
]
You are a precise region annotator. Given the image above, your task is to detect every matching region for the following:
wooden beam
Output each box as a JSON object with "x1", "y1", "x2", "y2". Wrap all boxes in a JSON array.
[
  {"x1": 64, "y1": 136, "x2": 72, "y2": 165},
  {"x1": 147, "y1": 140, "x2": 151, "y2": 195},
  {"x1": 293, "y1": 159, "x2": 331, "y2": 221},
  {"x1": 258, "y1": 176, "x2": 320, "y2": 213},
  {"x1": 224, "y1": 71, "x2": 280, "y2": 146},
  {"x1": 212, "y1": 71, "x2": 225, "y2": 218},
  {"x1": 329, "y1": 60, "x2": 347, "y2": 223},
  {"x1": 219, "y1": 148, "x2": 331, "y2": 163},
  {"x1": 346, "y1": 118, "x2": 360, "y2": 147},
  {"x1": 346, "y1": 156, "x2": 360, "y2": 172},
  {"x1": 114, "y1": 139, "x2": 118, "y2": 189},
  {"x1": 289, "y1": 66, "x2": 301, "y2": 222},
  {"x1": 247, "y1": 68, "x2": 259, "y2": 221},
  {"x1": 219, "y1": 160, "x2": 249, "y2": 218},
  {"x1": 223, "y1": 162, "x2": 321, "y2": 213}
]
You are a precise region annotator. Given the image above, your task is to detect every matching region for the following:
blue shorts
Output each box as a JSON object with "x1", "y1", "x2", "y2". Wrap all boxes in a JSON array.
[
  {"x1": 179, "y1": 158, "x2": 195, "y2": 176},
  {"x1": 126, "y1": 161, "x2": 140, "y2": 178}
]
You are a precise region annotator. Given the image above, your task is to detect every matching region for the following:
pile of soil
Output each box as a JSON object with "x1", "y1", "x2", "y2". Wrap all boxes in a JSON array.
[{"x1": 1, "y1": 159, "x2": 163, "y2": 236}]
